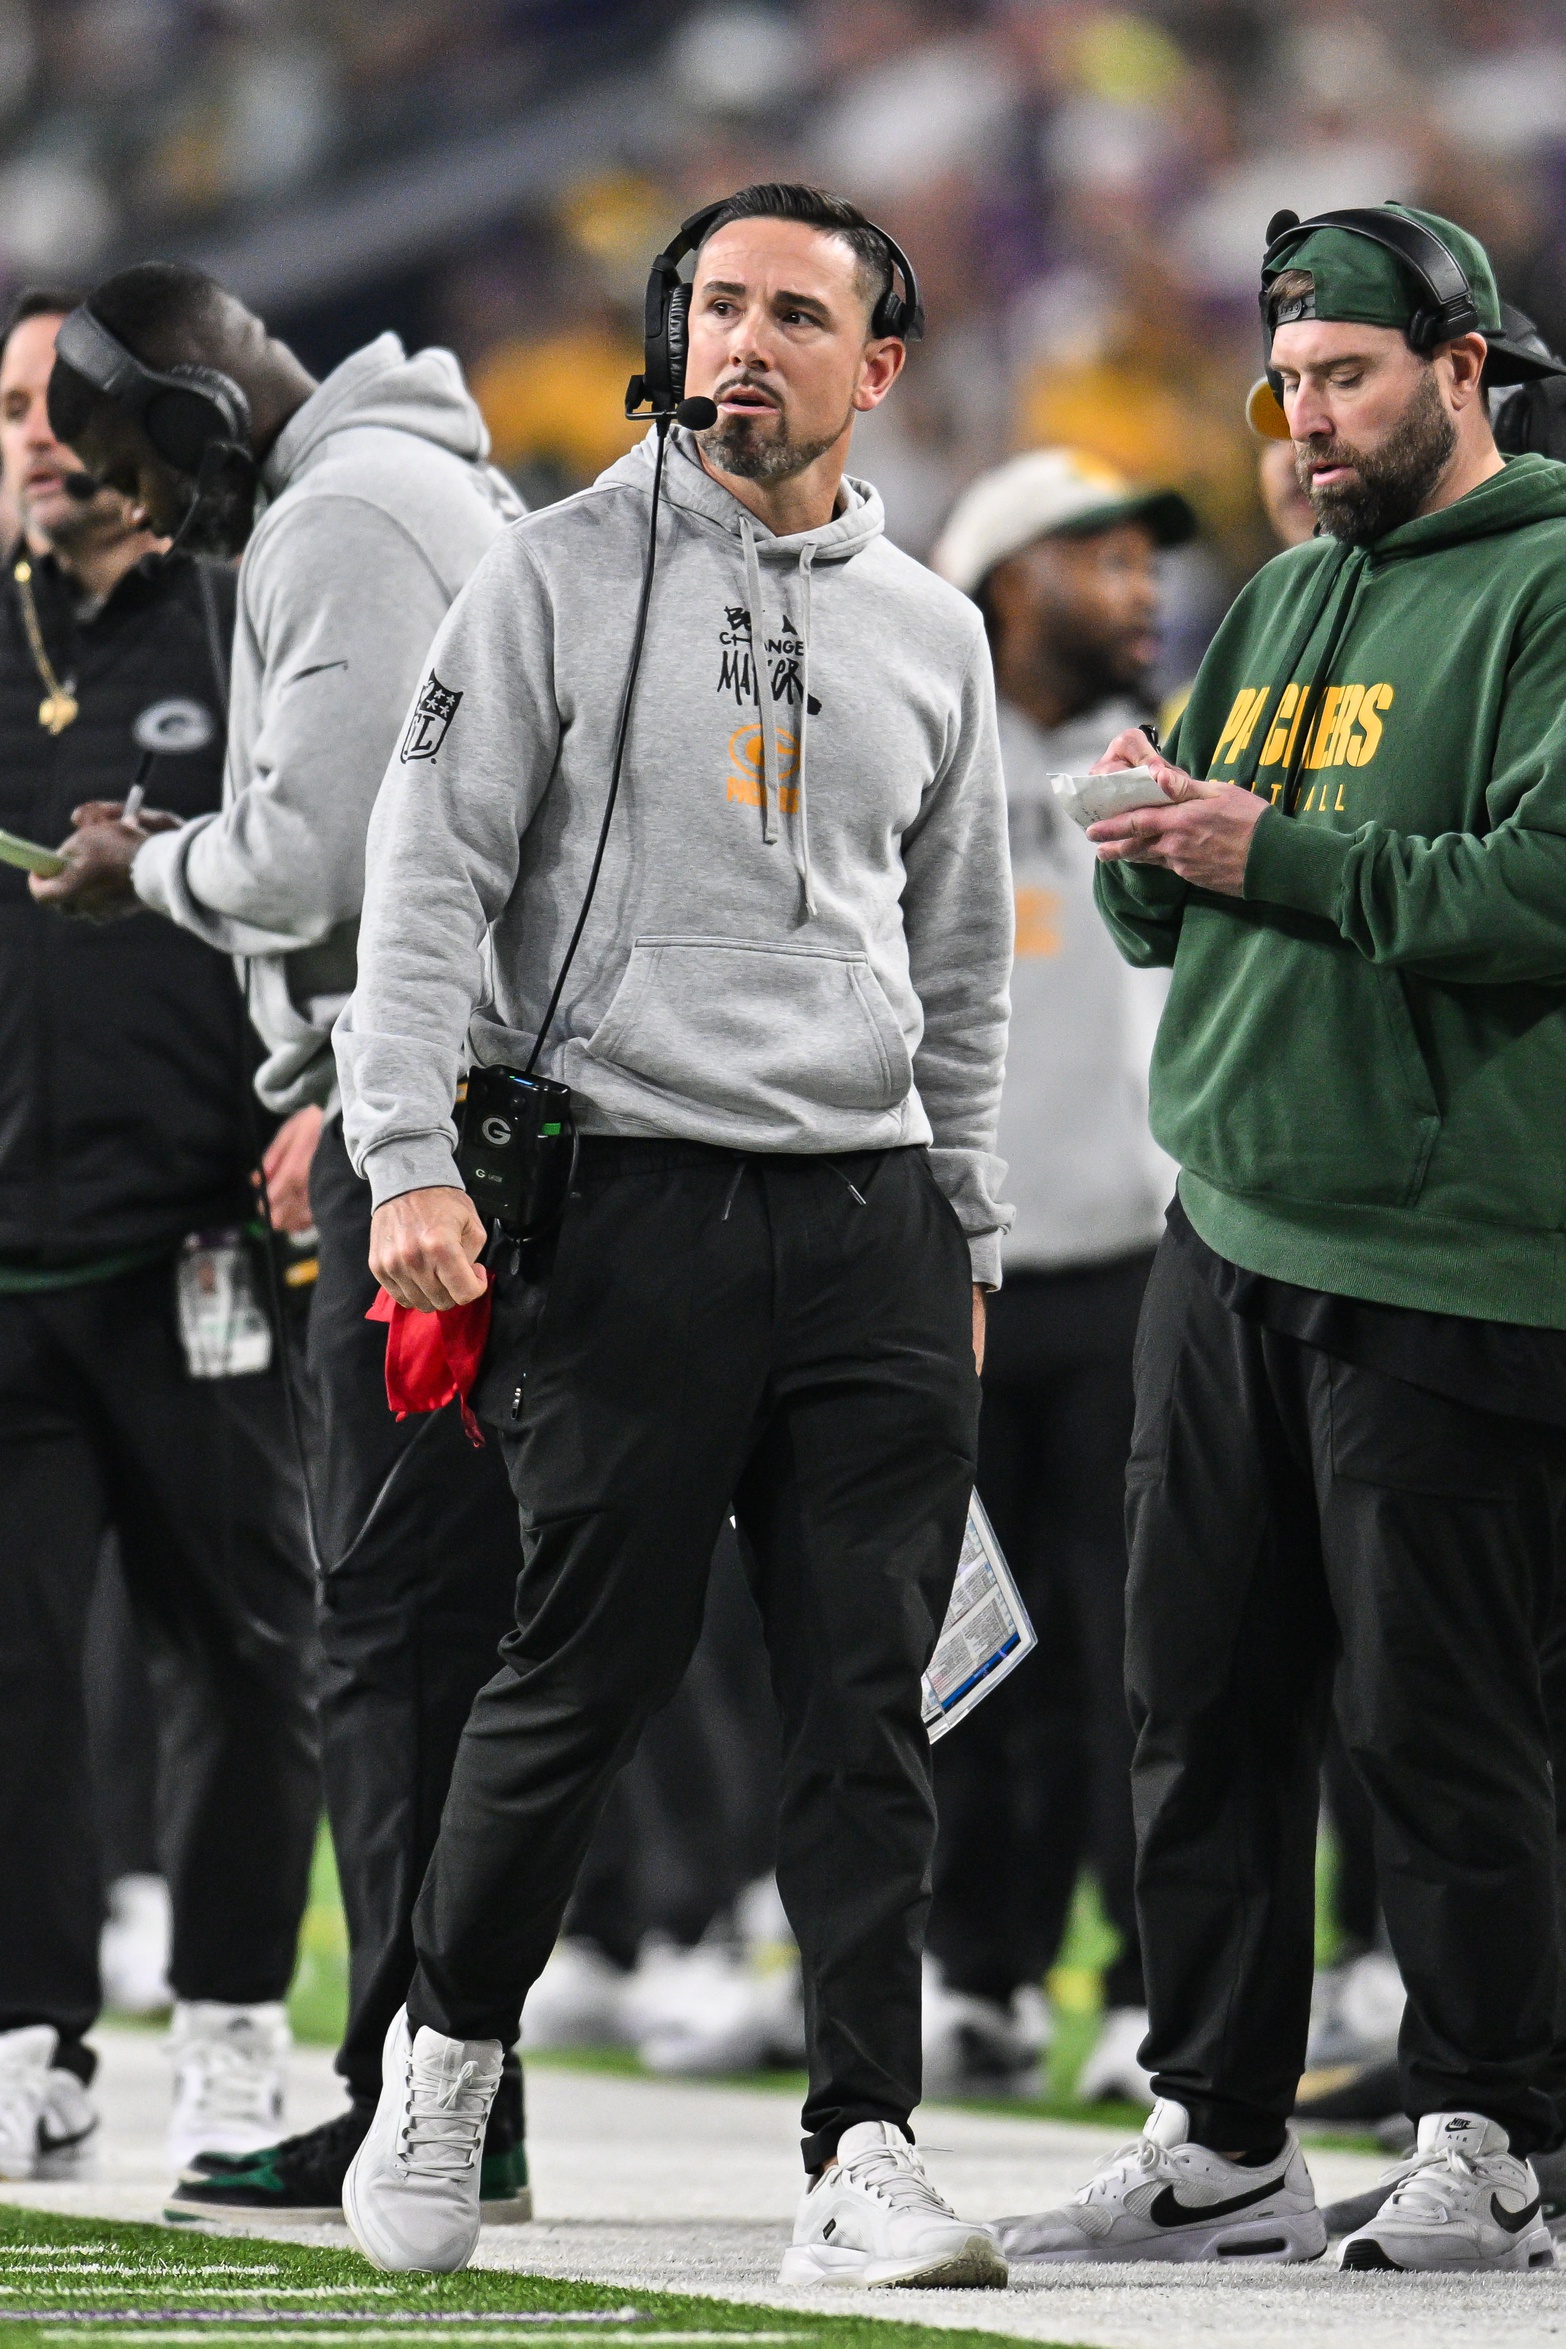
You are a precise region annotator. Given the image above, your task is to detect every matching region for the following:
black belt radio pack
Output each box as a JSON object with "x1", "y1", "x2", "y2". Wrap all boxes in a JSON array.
[{"x1": 457, "y1": 1066, "x2": 576, "y2": 1237}]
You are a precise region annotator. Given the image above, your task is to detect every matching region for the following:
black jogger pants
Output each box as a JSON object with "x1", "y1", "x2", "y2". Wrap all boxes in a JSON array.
[
  {"x1": 0, "y1": 1265, "x2": 319, "y2": 2069},
  {"x1": 1127, "y1": 1236, "x2": 1566, "y2": 2155},
  {"x1": 309, "y1": 1116, "x2": 529, "y2": 2109},
  {"x1": 407, "y1": 1140, "x2": 980, "y2": 2169}
]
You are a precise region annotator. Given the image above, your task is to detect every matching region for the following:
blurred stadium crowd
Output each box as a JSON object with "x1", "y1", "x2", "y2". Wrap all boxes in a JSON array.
[{"x1": 0, "y1": 1, "x2": 1561, "y2": 690}]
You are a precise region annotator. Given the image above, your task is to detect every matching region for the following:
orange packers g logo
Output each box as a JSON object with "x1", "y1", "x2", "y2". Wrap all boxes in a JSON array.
[{"x1": 727, "y1": 724, "x2": 800, "y2": 814}]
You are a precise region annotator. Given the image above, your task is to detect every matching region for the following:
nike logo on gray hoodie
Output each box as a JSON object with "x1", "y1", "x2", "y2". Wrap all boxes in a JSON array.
[{"x1": 336, "y1": 427, "x2": 1015, "y2": 1283}]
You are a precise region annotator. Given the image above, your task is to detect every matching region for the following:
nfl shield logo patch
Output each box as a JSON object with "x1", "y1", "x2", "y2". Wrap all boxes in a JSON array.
[{"x1": 401, "y1": 671, "x2": 463, "y2": 762}]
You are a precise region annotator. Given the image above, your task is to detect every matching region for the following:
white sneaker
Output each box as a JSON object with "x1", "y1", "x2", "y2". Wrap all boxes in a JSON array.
[
  {"x1": 1075, "y1": 2006, "x2": 1154, "y2": 2106},
  {"x1": 922, "y1": 1963, "x2": 1048, "y2": 2099},
  {"x1": 1339, "y1": 2111, "x2": 1556, "y2": 2271},
  {"x1": 342, "y1": 2007, "x2": 503, "y2": 2274},
  {"x1": 779, "y1": 2118, "x2": 1008, "y2": 2288},
  {"x1": 38, "y1": 2068, "x2": 98, "y2": 2170},
  {"x1": 168, "y1": 2001, "x2": 290, "y2": 2169},
  {"x1": 992, "y1": 2096, "x2": 1326, "y2": 2264},
  {"x1": 519, "y1": 1940, "x2": 628, "y2": 2051},
  {"x1": 100, "y1": 1874, "x2": 173, "y2": 2015},
  {"x1": 0, "y1": 2025, "x2": 58, "y2": 2180},
  {"x1": 623, "y1": 1939, "x2": 803, "y2": 2075}
]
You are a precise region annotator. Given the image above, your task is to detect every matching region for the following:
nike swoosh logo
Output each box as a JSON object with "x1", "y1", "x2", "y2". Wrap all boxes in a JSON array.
[
  {"x1": 1492, "y1": 2193, "x2": 1542, "y2": 2234},
  {"x1": 1149, "y1": 2177, "x2": 1285, "y2": 2228}
]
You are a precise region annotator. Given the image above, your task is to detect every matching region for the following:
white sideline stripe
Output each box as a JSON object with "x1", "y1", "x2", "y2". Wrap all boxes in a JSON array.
[
  {"x1": 34, "y1": 2334, "x2": 811, "y2": 2346},
  {"x1": 2, "y1": 2268, "x2": 285, "y2": 2278},
  {"x1": 1, "y1": 2302, "x2": 643, "y2": 2320},
  {"x1": 2, "y1": 2289, "x2": 399, "y2": 2300}
]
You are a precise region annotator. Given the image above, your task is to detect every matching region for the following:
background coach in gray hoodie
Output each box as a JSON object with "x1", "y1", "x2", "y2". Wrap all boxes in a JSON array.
[
  {"x1": 33, "y1": 264, "x2": 534, "y2": 2220},
  {"x1": 334, "y1": 184, "x2": 1013, "y2": 2286}
]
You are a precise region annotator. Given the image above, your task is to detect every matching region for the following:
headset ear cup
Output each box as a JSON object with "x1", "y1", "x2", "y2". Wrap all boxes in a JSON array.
[{"x1": 666, "y1": 283, "x2": 692, "y2": 407}]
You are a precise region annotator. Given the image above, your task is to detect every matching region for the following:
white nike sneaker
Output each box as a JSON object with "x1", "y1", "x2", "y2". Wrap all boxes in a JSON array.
[
  {"x1": 38, "y1": 2068, "x2": 98, "y2": 2171},
  {"x1": 168, "y1": 2001, "x2": 289, "y2": 2169},
  {"x1": 779, "y1": 2118, "x2": 1008, "y2": 2288},
  {"x1": 992, "y1": 2096, "x2": 1326, "y2": 2264},
  {"x1": 1339, "y1": 2111, "x2": 1556, "y2": 2271},
  {"x1": 0, "y1": 2025, "x2": 59, "y2": 2180},
  {"x1": 1075, "y1": 2006, "x2": 1154, "y2": 2106},
  {"x1": 342, "y1": 2008, "x2": 503, "y2": 2274}
]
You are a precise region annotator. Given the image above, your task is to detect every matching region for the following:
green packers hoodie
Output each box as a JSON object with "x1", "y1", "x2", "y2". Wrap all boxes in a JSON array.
[{"x1": 1097, "y1": 453, "x2": 1566, "y2": 1326}]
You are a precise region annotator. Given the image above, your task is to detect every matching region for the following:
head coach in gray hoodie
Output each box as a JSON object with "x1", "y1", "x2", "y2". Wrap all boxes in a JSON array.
[
  {"x1": 31, "y1": 266, "x2": 535, "y2": 2224},
  {"x1": 332, "y1": 185, "x2": 1014, "y2": 2282}
]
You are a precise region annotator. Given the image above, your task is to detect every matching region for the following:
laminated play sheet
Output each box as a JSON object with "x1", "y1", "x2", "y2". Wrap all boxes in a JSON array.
[{"x1": 923, "y1": 1491, "x2": 1037, "y2": 1741}]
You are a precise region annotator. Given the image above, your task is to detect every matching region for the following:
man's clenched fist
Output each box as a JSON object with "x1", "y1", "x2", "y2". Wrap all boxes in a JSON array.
[{"x1": 370, "y1": 1185, "x2": 489, "y2": 1313}]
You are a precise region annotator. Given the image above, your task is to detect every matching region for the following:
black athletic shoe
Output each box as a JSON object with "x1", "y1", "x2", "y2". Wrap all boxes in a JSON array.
[
  {"x1": 165, "y1": 2060, "x2": 530, "y2": 2225},
  {"x1": 165, "y1": 2107, "x2": 369, "y2": 2223}
]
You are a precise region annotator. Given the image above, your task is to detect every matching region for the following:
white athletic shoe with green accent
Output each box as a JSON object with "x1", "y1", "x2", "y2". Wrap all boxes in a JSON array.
[
  {"x1": 343, "y1": 2009, "x2": 503, "y2": 2274},
  {"x1": 779, "y1": 2119, "x2": 1008, "y2": 2288},
  {"x1": 992, "y1": 2097, "x2": 1326, "y2": 2264},
  {"x1": 1339, "y1": 2111, "x2": 1556, "y2": 2271}
]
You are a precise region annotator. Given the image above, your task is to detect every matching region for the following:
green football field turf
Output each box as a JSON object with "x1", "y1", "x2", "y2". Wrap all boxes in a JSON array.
[{"x1": 0, "y1": 2208, "x2": 1086, "y2": 2349}]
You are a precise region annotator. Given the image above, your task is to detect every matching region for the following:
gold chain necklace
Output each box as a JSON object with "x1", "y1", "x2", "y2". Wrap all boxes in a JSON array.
[{"x1": 12, "y1": 558, "x2": 77, "y2": 733}]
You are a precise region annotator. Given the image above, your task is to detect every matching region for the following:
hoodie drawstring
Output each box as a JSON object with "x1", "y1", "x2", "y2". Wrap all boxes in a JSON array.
[
  {"x1": 795, "y1": 544, "x2": 817, "y2": 919},
  {"x1": 740, "y1": 518, "x2": 818, "y2": 918},
  {"x1": 741, "y1": 519, "x2": 781, "y2": 847}
]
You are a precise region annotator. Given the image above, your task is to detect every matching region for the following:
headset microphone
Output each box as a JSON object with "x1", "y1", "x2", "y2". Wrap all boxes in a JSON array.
[
  {"x1": 62, "y1": 470, "x2": 100, "y2": 501},
  {"x1": 625, "y1": 197, "x2": 922, "y2": 426}
]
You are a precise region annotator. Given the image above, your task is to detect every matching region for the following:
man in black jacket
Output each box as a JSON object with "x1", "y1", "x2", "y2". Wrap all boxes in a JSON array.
[{"x1": 0, "y1": 292, "x2": 317, "y2": 2183}]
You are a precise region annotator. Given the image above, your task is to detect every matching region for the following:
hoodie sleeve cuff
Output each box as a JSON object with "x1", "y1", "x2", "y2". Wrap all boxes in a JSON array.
[
  {"x1": 361, "y1": 1134, "x2": 467, "y2": 1212},
  {"x1": 1243, "y1": 806, "x2": 1355, "y2": 921},
  {"x1": 967, "y1": 1232, "x2": 1002, "y2": 1291},
  {"x1": 130, "y1": 827, "x2": 185, "y2": 918}
]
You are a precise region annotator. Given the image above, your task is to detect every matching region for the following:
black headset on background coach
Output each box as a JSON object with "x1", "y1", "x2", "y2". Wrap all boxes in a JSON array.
[
  {"x1": 1259, "y1": 203, "x2": 1566, "y2": 455},
  {"x1": 46, "y1": 303, "x2": 258, "y2": 558},
  {"x1": 458, "y1": 198, "x2": 927, "y2": 1249},
  {"x1": 624, "y1": 196, "x2": 924, "y2": 432}
]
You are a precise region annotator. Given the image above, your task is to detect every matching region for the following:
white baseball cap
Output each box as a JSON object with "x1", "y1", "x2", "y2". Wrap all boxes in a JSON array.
[{"x1": 931, "y1": 448, "x2": 1197, "y2": 596}]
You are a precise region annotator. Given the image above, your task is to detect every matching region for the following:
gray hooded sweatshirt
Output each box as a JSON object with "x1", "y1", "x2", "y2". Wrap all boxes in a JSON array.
[
  {"x1": 131, "y1": 333, "x2": 522, "y2": 1111},
  {"x1": 335, "y1": 427, "x2": 1014, "y2": 1284}
]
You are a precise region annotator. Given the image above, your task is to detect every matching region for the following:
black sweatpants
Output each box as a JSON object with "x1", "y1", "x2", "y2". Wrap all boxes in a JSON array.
[
  {"x1": 407, "y1": 1140, "x2": 979, "y2": 2169},
  {"x1": 1128, "y1": 1237, "x2": 1566, "y2": 2154},
  {"x1": 309, "y1": 1116, "x2": 530, "y2": 2110},
  {"x1": 0, "y1": 1264, "x2": 319, "y2": 2075},
  {"x1": 928, "y1": 1251, "x2": 1150, "y2": 2009}
]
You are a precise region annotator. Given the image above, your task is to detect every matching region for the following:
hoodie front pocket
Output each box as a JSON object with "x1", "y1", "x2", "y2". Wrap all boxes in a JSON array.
[{"x1": 586, "y1": 936, "x2": 914, "y2": 1119}]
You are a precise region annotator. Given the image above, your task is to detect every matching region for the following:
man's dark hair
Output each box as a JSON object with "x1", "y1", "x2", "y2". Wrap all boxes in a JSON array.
[
  {"x1": 1265, "y1": 266, "x2": 1317, "y2": 334},
  {"x1": 76, "y1": 261, "x2": 231, "y2": 371},
  {"x1": 696, "y1": 183, "x2": 895, "y2": 325},
  {"x1": 0, "y1": 286, "x2": 86, "y2": 364}
]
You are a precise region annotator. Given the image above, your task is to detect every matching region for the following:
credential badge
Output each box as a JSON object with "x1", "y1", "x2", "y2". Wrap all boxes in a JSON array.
[{"x1": 400, "y1": 671, "x2": 463, "y2": 763}]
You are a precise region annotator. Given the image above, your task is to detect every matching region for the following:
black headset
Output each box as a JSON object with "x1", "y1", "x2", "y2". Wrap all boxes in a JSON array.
[
  {"x1": 625, "y1": 198, "x2": 925, "y2": 426},
  {"x1": 49, "y1": 303, "x2": 253, "y2": 472},
  {"x1": 1260, "y1": 206, "x2": 1481, "y2": 397}
]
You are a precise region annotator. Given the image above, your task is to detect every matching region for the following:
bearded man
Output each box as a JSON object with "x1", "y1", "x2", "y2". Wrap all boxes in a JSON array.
[{"x1": 996, "y1": 205, "x2": 1566, "y2": 2276}]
